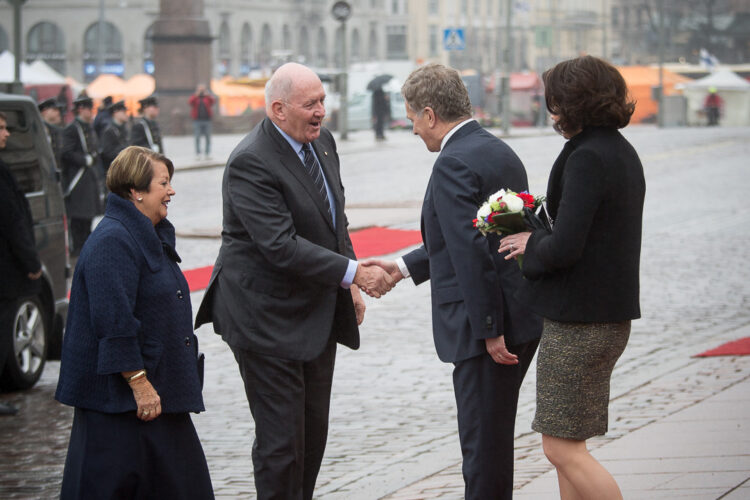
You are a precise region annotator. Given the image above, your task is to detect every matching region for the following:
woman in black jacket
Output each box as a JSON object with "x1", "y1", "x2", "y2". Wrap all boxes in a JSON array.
[{"x1": 499, "y1": 56, "x2": 645, "y2": 499}]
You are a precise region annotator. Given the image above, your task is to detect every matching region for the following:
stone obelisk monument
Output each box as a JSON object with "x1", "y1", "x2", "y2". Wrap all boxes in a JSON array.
[{"x1": 152, "y1": 0, "x2": 212, "y2": 135}]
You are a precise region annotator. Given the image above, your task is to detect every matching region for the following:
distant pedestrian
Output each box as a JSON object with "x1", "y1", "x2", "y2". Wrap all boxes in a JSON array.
[
  {"x1": 61, "y1": 95, "x2": 102, "y2": 256},
  {"x1": 93, "y1": 95, "x2": 113, "y2": 138},
  {"x1": 499, "y1": 55, "x2": 646, "y2": 500},
  {"x1": 131, "y1": 95, "x2": 164, "y2": 154},
  {"x1": 371, "y1": 87, "x2": 390, "y2": 140},
  {"x1": 38, "y1": 97, "x2": 65, "y2": 168},
  {"x1": 704, "y1": 86, "x2": 723, "y2": 126},
  {"x1": 99, "y1": 100, "x2": 130, "y2": 172},
  {"x1": 56, "y1": 146, "x2": 214, "y2": 499},
  {"x1": 189, "y1": 84, "x2": 215, "y2": 160},
  {"x1": 0, "y1": 111, "x2": 43, "y2": 416}
]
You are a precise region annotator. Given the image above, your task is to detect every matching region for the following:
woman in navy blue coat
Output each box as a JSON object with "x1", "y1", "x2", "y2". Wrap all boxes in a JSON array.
[
  {"x1": 499, "y1": 56, "x2": 645, "y2": 499},
  {"x1": 56, "y1": 146, "x2": 213, "y2": 499}
]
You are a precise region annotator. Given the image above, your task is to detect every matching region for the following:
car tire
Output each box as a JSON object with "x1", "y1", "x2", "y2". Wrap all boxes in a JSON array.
[{"x1": 0, "y1": 296, "x2": 47, "y2": 391}]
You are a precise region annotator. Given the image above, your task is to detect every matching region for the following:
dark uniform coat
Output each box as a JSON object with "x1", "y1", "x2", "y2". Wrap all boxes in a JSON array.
[
  {"x1": 130, "y1": 117, "x2": 164, "y2": 154},
  {"x1": 44, "y1": 121, "x2": 64, "y2": 170},
  {"x1": 100, "y1": 121, "x2": 129, "y2": 171},
  {"x1": 61, "y1": 118, "x2": 101, "y2": 218}
]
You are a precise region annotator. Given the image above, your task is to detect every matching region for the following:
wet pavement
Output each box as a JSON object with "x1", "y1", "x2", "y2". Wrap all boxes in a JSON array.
[{"x1": 1, "y1": 125, "x2": 749, "y2": 499}]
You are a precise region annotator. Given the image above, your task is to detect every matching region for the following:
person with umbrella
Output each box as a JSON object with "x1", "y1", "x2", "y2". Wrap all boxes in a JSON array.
[{"x1": 368, "y1": 74, "x2": 392, "y2": 141}]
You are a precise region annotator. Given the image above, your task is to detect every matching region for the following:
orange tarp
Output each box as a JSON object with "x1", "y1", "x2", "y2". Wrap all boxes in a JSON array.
[
  {"x1": 86, "y1": 74, "x2": 155, "y2": 115},
  {"x1": 617, "y1": 66, "x2": 691, "y2": 123},
  {"x1": 211, "y1": 77, "x2": 266, "y2": 116}
]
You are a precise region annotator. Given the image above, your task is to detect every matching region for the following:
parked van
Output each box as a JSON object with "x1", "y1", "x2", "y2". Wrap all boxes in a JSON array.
[{"x1": 0, "y1": 93, "x2": 69, "y2": 390}]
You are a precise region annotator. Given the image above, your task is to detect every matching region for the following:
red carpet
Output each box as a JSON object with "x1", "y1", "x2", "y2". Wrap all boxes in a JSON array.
[
  {"x1": 694, "y1": 337, "x2": 750, "y2": 357},
  {"x1": 184, "y1": 226, "x2": 422, "y2": 292}
]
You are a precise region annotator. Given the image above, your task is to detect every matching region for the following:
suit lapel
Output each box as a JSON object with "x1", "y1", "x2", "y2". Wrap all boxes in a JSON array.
[{"x1": 265, "y1": 120, "x2": 336, "y2": 233}]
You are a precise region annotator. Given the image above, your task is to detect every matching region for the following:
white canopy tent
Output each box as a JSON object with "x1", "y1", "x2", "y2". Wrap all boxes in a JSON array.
[
  {"x1": 680, "y1": 68, "x2": 750, "y2": 126},
  {"x1": 0, "y1": 50, "x2": 66, "y2": 85}
]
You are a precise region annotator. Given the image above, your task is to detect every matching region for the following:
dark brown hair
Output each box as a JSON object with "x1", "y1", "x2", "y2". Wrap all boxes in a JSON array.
[
  {"x1": 543, "y1": 56, "x2": 635, "y2": 136},
  {"x1": 106, "y1": 146, "x2": 174, "y2": 199}
]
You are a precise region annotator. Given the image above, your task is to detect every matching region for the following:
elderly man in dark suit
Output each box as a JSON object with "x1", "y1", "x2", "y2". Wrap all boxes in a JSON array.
[
  {"x1": 0, "y1": 111, "x2": 42, "y2": 415},
  {"x1": 365, "y1": 63, "x2": 543, "y2": 499},
  {"x1": 195, "y1": 62, "x2": 393, "y2": 500}
]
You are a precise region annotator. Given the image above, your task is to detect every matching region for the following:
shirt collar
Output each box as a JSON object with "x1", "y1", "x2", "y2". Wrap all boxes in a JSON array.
[
  {"x1": 440, "y1": 118, "x2": 475, "y2": 151},
  {"x1": 272, "y1": 121, "x2": 305, "y2": 156}
]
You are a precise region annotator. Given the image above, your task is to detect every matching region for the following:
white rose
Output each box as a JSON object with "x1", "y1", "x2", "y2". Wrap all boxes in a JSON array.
[
  {"x1": 502, "y1": 193, "x2": 524, "y2": 212},
  {"x1": 477, "y1": 203, "x2": 492, "y2": 220},
  {"x1": 490, "y1": 189, "x2": 506, "y2": 201}
]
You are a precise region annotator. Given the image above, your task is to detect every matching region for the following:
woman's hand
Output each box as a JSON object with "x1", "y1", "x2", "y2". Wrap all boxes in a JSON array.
[
  {"x1": 499, "y1": 232, "x2": 531, "y2": 261},
  {"x1": 127, "y1": 376, "x2": 162, "y2": 421}
]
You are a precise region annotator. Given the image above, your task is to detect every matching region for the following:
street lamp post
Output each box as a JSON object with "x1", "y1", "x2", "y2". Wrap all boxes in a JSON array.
[
  {"x1": 7, "y1": 0, "x2": 27, "y2": 95},
  {"x1": 332, "y1": 1, "x2": 352, "y2": 140},
  {"x1": 501, "y1": 0, "x2": 512, "y2": 135}
]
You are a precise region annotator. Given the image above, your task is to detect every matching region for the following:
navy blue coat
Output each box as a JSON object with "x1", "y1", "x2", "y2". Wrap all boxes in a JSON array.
[
  {"x1": 402, "y1": 121, "x2": 542, "y2": 363},
  {"x1": 56, "y1": 193, "x2": 205, "y2": 414}
]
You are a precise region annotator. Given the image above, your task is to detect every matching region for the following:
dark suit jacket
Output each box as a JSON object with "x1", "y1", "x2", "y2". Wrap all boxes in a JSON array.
[
  {"x1": 516, "y1": 126, "x2": 646, "y2": 322},
  {"x1": 0, "y1": 159, "x2": 41, "y2": 299},
  {"x1": 402, "y1": 121, "x2": 542, "y2": 363},
  {"x1": 195, "y1": 118, "x2": 359, "y2": 361}
]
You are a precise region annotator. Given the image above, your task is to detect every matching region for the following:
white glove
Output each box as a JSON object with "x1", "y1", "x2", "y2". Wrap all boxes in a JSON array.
[{"x1": 85, "y1": 154, "x2": 93, "y2": 167}]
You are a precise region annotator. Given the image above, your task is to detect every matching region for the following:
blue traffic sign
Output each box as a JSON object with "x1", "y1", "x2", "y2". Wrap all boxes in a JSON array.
[{"x1": 443, "y1": 28, "x2": 465, "y2": 51}]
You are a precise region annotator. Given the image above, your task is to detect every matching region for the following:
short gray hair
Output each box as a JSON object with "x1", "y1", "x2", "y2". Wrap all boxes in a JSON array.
[{"x1": 401, "y1": 63, "x2": 472, "y2": 122}]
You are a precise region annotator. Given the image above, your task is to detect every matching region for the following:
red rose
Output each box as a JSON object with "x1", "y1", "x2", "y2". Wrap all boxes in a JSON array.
[{"x1": 517, "y1": 192, "x2": 535, "y2": 208}]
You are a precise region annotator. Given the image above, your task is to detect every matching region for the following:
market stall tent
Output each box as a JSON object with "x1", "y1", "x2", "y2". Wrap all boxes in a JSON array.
[
  {"x1": 617, "y1": 66, "x2": 692, "y2": 124},
  {"x1": 680, "y1": 68, "x2": 750, "y2": 126}
]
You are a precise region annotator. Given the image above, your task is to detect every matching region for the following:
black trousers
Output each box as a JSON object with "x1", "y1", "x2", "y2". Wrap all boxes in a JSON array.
[
  {"x1": 69, "y1": 217, "x2": 92, "y2": 257},
  {"x1": 232, "y1": 336, "x2": 337, "y2": 500},
  {"x1": 453, "y1": 338, "x2": 539, "y2": 500}
]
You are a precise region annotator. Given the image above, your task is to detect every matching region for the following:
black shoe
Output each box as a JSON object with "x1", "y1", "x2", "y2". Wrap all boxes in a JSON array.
[{"x1": 0, "y1": 402, "x2": 18, "y2": 415}]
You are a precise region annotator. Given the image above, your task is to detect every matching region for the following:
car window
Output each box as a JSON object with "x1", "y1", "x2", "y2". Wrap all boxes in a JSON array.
[{"x1": 0, "y1": 107, "x2": 44, "y2": 194}]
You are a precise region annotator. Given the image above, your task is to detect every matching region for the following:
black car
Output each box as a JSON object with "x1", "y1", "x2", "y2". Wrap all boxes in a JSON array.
[{"x1": 0, "y1": 93, "x2": 69, "y2": 390}]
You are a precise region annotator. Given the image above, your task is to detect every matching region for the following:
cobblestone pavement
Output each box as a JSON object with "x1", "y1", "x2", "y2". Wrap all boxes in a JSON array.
[{"x1": 1, "y1": 126, "x2": 749, "y2": 499}]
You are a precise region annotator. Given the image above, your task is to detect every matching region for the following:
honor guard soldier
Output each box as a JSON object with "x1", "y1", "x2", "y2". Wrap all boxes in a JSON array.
[
  {"x1": 131, "y1": 95, "x2": 163, "y2": 153},
  {"x1": 93, "y1": 95, "x2": 113, "y2": 138},
  {"x1": 61, "y1": 95, "x2": 102, "y2": 256},
  {"x1": 100, "y1": 100, "x2": 130, "y2": 171},
  {"x1": 38, "y1": 97, "x2": 65, "y2": 168}
]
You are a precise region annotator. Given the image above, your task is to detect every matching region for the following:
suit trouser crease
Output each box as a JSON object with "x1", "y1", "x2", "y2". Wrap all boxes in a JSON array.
[
  {"x1": 453, "y1": 339, "x2": 539, "y2": 500},
  {"x1": 232, "y1": 336, "x2": 337, "y2": 500}
]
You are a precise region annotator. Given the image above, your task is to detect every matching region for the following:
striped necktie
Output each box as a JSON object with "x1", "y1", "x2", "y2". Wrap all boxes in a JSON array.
[{"x1": 302, "y1": 143, "x2": 332, "y2": 220}]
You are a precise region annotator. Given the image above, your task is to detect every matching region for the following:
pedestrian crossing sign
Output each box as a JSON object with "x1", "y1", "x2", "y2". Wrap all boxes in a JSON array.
[{"x1": 443, "y1": 28, "x2": 465, "y2": 51}]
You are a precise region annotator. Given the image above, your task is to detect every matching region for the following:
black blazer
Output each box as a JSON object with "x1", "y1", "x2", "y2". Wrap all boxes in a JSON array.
[
  {"x1": 195, "y1": 118, "x2": 359, "y2": 361},
  {"x1": 516, "y1": 127, "x2": 646, "y2": 323},
  {"x1": 0, "y1": 159, "x2": 41, "y2": 299},
  {"x1": 402, "y1": 121, "x2": 542, "y2": 363}
]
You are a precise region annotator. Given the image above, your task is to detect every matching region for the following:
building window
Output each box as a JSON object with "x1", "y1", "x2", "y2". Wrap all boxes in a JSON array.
[
  {"x1": 283, "y1": 25, "x2": 292, "y2": 52},
  {"x1": 26, "y1": 22, "x2": 66, "y2": 75},
  {"x1": 299, "y1": 26, "x2": 310, "y2": 64},
  {"x1": 143, "y1": 24, "x2": 154, "y2": 74},
  {"x1": 0, "y1": 26, "x2": 8, "y2": 53},
  {"x1": 334, "y1": 25, "x2": 344, "y2": 68},
  {"x1": 351, "y1": 28, "x2": 361, "y2": 62},
  {"x1": 611, "y1": 7, "x2": 619, "y2": 28},
  {"x1": 369, "y1": 26, "x2": 378, "y2": 60},
  {"x1": 429, "y1": 25, "x2": 438, "y2": 57},
  {"x1": 240, "y1": 23, "x2": 254, "y2": 75},
  {"x1": 317, "y1": 27, "x2": 328, "y2": 67},
  {"x1": 428, "y1": 0, "x2": 439, "y2": 16},
  {"x1": 386, "y1": 25, "x2": 407, "y2": 60},
  {"x1": 260, "y1": 23, "x2": 272, "y2": 67},
  {"x1": 83, "y1": 21, "x2": 123, "y2": 81},
  {"x1": 218, "y1": 21, "x2": 231, "y2": 76}
]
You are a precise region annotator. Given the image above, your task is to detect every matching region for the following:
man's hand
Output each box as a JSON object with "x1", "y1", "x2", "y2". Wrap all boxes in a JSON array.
[
  {"x1": 361, "y1": 258, "x2": 404, "y2": 284},
  {"x1": 353, "y1": 264, "x2": 394, "y2": 298},
  {"x1": 485, "y1": 335, "x2": 519, "y2": 365},
  {"x1": 27, "y1": 269, "x2": 42, "y2": 280},
  {"x1": 350, "y1": 285, "x2": 366, "y2": 325}
]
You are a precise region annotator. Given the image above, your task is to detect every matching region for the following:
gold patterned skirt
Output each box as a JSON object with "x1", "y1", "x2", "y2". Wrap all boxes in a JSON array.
[{"x1": 532, "y1": 319, "x2": 631, "y2": 441}]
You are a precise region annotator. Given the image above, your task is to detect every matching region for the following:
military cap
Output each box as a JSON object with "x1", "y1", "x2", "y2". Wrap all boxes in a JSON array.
[
  {"x1": 99, "y1": 96, "x2": 114, "y2": 109},
  {"x1": 138, "y1": 95, "x2": 159, "y2": 109},
  {"x1": 108, "y1": 100, "x2": 127, "y2": 113},
  {"x1": 72, "y1": 95, "x2": 94, "y2": 109},
  {"x1": 38, "y1": 97, "x2": 63, "y2": 112}
]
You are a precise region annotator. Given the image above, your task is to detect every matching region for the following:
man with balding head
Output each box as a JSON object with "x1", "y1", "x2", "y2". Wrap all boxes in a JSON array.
[{"x1": 196, "y1": 62, "x2": 393, "y2": 499}]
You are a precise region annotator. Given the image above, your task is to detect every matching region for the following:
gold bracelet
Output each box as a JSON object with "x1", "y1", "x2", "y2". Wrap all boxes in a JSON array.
[{"x1": 126, "y1": 370, "x2": 147, "y2": 383}]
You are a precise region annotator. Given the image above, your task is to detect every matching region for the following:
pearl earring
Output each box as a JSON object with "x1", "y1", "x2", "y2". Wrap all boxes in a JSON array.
[{"x1": 137, "y1": 197, "x2": 143, "y2": 201}]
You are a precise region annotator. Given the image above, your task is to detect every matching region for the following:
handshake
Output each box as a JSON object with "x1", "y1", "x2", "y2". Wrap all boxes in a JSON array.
[{"x1": 352, "y1": 258, "x2": 403, "y2": 298}]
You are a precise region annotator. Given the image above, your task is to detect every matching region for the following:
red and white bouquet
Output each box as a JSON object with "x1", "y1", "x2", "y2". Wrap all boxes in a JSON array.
[{"x1": 473, "y1": 189, "x2": 547, "y2": 236}]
